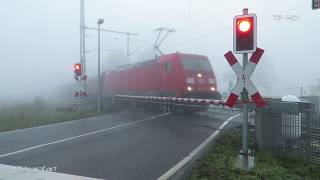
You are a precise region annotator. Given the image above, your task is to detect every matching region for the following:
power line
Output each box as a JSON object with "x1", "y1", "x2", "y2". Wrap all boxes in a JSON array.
[
  {"x1": 167, "y1": 0, "x2": 228, "y2": 27},
  {"x1": 100, "y1": 47, "x2": 124, "y2": 54},
  {"x1": 169, "y1": 1, "x2": 310, "y2": 49},
  {"x1": 126, "y1": 0, "x2": 229, "y2": 55},
  {"x1": 84, "y1": 27, "x2": 138, "y2": 36},
  {"x1": 100, "y1": 1, "x2": 310, "y2": 58},
  {"x1": 85, "y1": 38, "x2": 118, "y2": 54},
  {"x1": 84, "y1": 26, "x2": 138, "y2": 57},
  {"x1": 163, "y1": 1, "x2": 190, "y2": 15}
]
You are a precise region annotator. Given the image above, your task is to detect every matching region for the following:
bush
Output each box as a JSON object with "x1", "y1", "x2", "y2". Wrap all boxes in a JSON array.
[{"x1": 32, "y1": 96, "x2": 47, "y2": 112}]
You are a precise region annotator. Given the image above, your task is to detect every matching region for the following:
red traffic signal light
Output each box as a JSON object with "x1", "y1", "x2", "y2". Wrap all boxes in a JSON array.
[
  {"x1": 238, "y1": 20, "x2": 251, "y2": 32},
  {"x1": 74, "y1": 63, "x2": 82, "y2": 76},
  {"x1": 233, "y1": 14, "x2": 257, "y2": 54}
]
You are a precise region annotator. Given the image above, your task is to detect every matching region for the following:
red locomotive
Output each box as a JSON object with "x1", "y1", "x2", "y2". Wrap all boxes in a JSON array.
[{"x1": 102, "y1": 52, "x2": 221, "y2": 100}]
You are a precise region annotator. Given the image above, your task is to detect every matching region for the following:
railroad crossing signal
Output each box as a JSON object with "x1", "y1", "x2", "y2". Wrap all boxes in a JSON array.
[
  {"x1": 313, "y1": 0, "x2": 320, "y2": 9},
  {"x1": 73, "y1": 63, "x2": 88, "y2": 100},
  {"x1": 233, "y1": 14, "x2": 257, "y2": 54},
  {"x1": 74, "y1": 63, "x2": 82, "y2": 76},
  {"x1": 224, "y1": 48, "x2": 266, "y2": 108}
]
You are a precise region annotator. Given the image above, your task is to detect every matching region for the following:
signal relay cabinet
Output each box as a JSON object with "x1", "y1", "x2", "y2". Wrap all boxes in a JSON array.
[
  {"x1": 300, "y1": 95, "x2": 320, "y2": 112},
  {"x1": 255, "y1": 100, "x2": 315, "y2": 151}
]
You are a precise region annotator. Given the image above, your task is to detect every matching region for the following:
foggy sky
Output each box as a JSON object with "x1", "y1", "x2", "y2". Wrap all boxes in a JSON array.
[{"x1": 0, "y1": 0, "x2": 319, "y2": 104}]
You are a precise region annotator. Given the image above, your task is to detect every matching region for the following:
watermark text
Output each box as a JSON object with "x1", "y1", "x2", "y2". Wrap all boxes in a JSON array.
[
  {"x1": 13, "y1": 166, "x2": 58, "y2": 173},
  {"x1": 272, "y1": 15, "x2": 300, "y2": 21}
]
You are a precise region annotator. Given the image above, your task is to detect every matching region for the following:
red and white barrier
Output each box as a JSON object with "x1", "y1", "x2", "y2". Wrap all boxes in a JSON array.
[{"x1": 114, "y1": 95, "x2": 225, "y2": 106}]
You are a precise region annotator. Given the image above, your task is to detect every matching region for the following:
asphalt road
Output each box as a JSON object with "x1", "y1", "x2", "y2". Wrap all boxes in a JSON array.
[{"x1": 0, "y1": 108, "x2": 241, "y2": 180}]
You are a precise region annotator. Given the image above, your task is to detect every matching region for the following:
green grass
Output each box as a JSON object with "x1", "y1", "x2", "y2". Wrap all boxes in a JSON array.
[
  {"x1": 0, "y1": 103, "x2": 102, "y2": 132},
  {"x1": 189, "y1": 132, "x2": 320, "y2": 180}
]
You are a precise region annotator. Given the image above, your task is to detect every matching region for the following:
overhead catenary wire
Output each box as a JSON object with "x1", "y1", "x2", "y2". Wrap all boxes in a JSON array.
[
  {"x1": 84, "y1": 26, "x2": 138, "y2": 56},
  {"x1": 100, "y1": 1, "x2": 310, "y2": 57},
  {"x1": 167, "y1": 1, "x2": 310, "y2": 49},
  {"x1": 128, "y1": 0, "x2": 230, "y2": 55},
  {"x1": 85, "y1": 38, "x2": 119, "y2": 54},
  {"x1": 166, "y1": 0, "x2": 229, "y2": 27}
]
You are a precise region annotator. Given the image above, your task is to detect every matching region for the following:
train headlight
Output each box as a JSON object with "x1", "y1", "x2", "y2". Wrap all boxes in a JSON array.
[
  {"x1": 186, "y1": 78, "x2": 194, "y2": 84},
  {"x1": 197, "y1": 73, "x2": 202, "y2": 78},
  {"x1": 211, "y1": 87, "x2": 216, "y2": 91},
  {"x1": 187, "y1": 86, "x2": 193, "y2": 91}
]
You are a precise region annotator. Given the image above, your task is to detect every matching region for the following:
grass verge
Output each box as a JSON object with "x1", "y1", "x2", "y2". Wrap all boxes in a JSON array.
[
  {"x1": 189, "y1": 131, "x2": 320, "y2": 180},
  {"x1": 0, "y1": 103, "x2": 118, "y2": 132}
]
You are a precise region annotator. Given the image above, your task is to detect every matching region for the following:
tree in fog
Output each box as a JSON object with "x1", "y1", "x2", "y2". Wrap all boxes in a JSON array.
[
  {"x1": 309, "y1": 79, "x2": 320, "y2": 95},
  {"x1": 32, "y1": 96, "x2": 47, "y2": 112}
]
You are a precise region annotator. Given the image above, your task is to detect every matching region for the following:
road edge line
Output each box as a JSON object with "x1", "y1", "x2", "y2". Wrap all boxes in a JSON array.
[{"x1": 157, "y1": 114, "x2": 242, "y2": 180}]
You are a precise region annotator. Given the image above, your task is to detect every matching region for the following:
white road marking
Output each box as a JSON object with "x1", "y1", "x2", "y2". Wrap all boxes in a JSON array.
[
  {"x1": 157, "y1": 113, "x2": 242, "y2": 180},
  {"x1": 0, "y1": 113, "x2": 171, "y2": 159}
]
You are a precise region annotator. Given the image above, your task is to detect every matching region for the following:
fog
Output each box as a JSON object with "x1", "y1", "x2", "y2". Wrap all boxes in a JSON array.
[{"x1": 0, "y1": 0, "x2": 319, "y2": 106}]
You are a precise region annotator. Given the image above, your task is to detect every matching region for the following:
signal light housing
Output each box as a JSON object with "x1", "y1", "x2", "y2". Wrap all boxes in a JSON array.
[
  {"x1": 233, "y1": 14, "x2": 257, "y2": 54},
  {"x1": 74, "y1": 63, "x2": 82, "y2": 76}
]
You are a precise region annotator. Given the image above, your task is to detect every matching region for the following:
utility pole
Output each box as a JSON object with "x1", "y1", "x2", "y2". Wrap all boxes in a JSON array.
[
  {"x1": 127, "y1": 33, "x2": 130, "y2": 56},
  {"x1": 78, "y1": 0, "x2": 87, "y2": 110},
  {"x1": 84, "y1": 27, "x2": 138, "y2": 57},
  {"x1": 80, "y1": 0, "x2": 83, "y2": 69},
  {"x1": 97, "y1": 18, "x2": 104, "y2": 114},
  {"x1": 153, "y1": 27, "x2": 175, "y2": 56},
  {"x1": 300, "y1": 86, "x2": 303, "y2": 97}
]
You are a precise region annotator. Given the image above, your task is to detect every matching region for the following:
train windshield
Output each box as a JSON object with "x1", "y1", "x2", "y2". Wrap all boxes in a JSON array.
[{"x1": 181, "y1": 58, "x2": 212, "y2": 71}]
